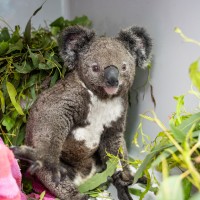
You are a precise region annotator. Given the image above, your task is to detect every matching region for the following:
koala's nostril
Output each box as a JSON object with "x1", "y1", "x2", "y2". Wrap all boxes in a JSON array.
[
  {"x1": 106, "y1": 78, "x2": 119, "y2": 87},
  {"x1": 104, "y1": 65, "x2": 119, "y2": 87}
]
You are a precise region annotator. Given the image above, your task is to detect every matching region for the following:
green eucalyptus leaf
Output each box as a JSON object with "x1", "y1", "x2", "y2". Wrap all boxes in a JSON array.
[
  {"x1": 2, "y1": 116, "x2": 15, "y2": 131},
  {"x1": 0, "y1": 27, "x2": 10, "y2": 42},
  {"x1": 28, "y1": 47, "x2": 40, "y2": 67},
  {"x1": 0, "y1": 90, "x2": 5, "y2": 113},
  {"x1": 30, "y1": 86, "x2": 36, "y2": 101},
  {"x1": 177, "y1": 112, "x2": 200, "y2": 134},
  {"x1": 14, "y1": 61, "x2": 33, "y2": 74},
  {"x1": 189, "y1": 60, "x2": 200, "y2": 91},
  {"x1": 6, "y1": 81, "x2": 24, "y2": 115},
  {"x1": 157, "y1": 176, "x2": 184, "y2": 200},
  {"x1": 7, "y1": 39, "x2": 23, "y2": 54},
  {"x1": 50, "y1": 17, "x2": 65, "y2": 28},
  {"x1": 0, "y1": 41, "x2": 9, "y2": 55},
  {"x1": 70, "y1": 16, "x2": 92, "y2": 27},
  {"x1": 78, "y1": 158, "x2": 118, "y2": 193},
  {"x1": 133, "y1": 143, "x2": 173, "y2": 184},
  {"x1": 129, "y1": 188, "x2": 143, "y2": 196},
  {"x1": 50, "y1": 69, "x2": 59, "y2": 87},
  {"x1": 169, "y1": 119, "x2": 186, "y2": 143},
  {"x1": 24, "y1": 1, "x2": 46, "y2": 44},
  {"x1": 12, "y1": 123, "x2": 25, "y2": 146},
  {"x1": 10, "y1": 25, "x2": 21, "y2": 43},
  {"x1": 174, "y1": 95, "x2": 185, "y2": 124},
  {"x1": 151, "y1": 146, "x2": 177, "y2": 168},
  {"x1": 24, "y1": 74, "x2": 38, "y2": 89},
  {"x1": 182, "y1": 178, "x2": 192, "y2": 200},
  {"x1": 24, "y1": 18, "x2": 31, "y2": 45},
  {"x1": 51, "y1": 26, "x2": 61, "y2": 36}
]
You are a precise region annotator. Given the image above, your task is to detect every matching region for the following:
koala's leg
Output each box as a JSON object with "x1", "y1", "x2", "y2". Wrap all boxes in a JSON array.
[
  {"x1": 98, "y1": 124, "x2": 133, "y2": 200},
  {"x1": 36, "y1": 167, "x2": 88, "y2": 200}
]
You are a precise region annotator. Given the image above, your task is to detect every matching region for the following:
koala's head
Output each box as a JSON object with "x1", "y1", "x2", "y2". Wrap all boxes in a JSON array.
[{"x1": 59, "y1": 26, "x2": 152, "y2": 99}]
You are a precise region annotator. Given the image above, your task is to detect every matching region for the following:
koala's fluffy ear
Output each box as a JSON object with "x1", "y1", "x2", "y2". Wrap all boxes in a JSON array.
[
  {"x1": 59, "y1": 26, "x2": 95, "y2": 70},
  {"x1": 117, "y1": 26, "x2": 152, "y2": 68}
]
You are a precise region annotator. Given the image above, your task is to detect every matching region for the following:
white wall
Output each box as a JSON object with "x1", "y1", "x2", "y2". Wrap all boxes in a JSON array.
[{"x1": 0, "y1": 0, "x2": 66, "y2": 31}]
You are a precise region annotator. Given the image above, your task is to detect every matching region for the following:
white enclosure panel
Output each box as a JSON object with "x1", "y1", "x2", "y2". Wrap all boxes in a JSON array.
[{"x1": 0, "y1": 0, "x2": 64, "y2": 30}]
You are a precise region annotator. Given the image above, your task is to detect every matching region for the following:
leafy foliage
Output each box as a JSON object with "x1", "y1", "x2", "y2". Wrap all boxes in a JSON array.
[
  {"x1": 0, "y1": 7, "x2": 91, "y2": 146},
  {"x1": 133, "y1": 28, "x2": 200, "y2": 199}
]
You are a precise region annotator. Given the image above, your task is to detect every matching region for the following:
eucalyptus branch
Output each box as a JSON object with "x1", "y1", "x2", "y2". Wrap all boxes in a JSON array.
[{"x1": 175, "y1": 27, "x2": 200, "y2": 46}]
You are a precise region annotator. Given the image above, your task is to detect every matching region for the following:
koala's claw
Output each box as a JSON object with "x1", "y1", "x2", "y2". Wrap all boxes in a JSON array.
[
  {"x1": 51, "y1": 165, "x2": 68, "y2": 185},
  {"x1": 28, "y1": 160, "x2": 43, "y2": 175},
  {"x1": 60, "y1": 166, "x2": 68, "y2": 182}
]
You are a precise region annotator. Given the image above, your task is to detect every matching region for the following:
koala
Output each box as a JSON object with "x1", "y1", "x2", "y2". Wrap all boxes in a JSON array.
[{"x1": 13, "y1": 25, "x2": 152, "y2": 200}]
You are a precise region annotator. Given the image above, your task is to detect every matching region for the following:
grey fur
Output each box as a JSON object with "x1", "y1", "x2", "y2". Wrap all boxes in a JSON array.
[{"x1": 13, "y1": 26, "x2": 152, "y2": 200}]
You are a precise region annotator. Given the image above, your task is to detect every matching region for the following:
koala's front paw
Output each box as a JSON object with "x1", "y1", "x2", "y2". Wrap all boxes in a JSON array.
[
  {"x1": 28, "y1": 158, "x2": 67, "y2": 186},
  {"x1": 112, "y1": 171, "x2": 133, "y2": 187},
  {"x1": 112, "y1": 171, "x2": 133, "y2": 200}
]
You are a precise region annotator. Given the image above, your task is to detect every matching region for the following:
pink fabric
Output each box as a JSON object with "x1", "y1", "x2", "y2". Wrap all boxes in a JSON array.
[{"x1": 0, "y1": 138, "x2": 55, "y2": 200}]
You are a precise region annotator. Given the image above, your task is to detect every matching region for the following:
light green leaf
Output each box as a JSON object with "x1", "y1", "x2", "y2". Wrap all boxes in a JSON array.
[
  {"x1": 39, "y1": 191, "x2": 46, "y2": 200},
  {"x1": 2, "y1": 116, "x2": 15, "y2": 131},
  {"x1": 177, "y1": 112, "x2": 200, "y2": 134},
  {"x1": 0, "y1": 41, "x2": 9, "y2": 55},
  {"x1": 132, "y1": 131, "x2": 140, "y2": 147},
  {"x1": 10, "y1": 25, "x2": 21, "y2": 43},
  {"x1": 78, "y1": 158, "x2": 118, "y2": 193},
  {"x1": 182, "y1": 178, "x2": 192, "y2": 200},
  {"x1": 129, "y1": 188, "x2": 143, "y2": 196},
  {"x1": 12, "y1": 122, "x2": 25, "y2": 146},
  {"x1": 133, "y1": 143, "x2": 173, "y2": 184},
  {"x1": 50, "y1": 17, "x2": 65, "y2": 28},
  {"x1": 169, "y1": 119, "x2": 186, "y2": 143},
  {"x1": 6, "y1": 81, "x2": 24, "y2": 115},
  {"x1": 38, "y1": 63, "x2": 51, "y2": 70},
  {"x1": 157, "y1": 176, "x2": 184, "y2": 200},
  {"x1": 139, "y1": 114, "x2": 155, "y2": 122},
  {"x1": 50, "y1": 69, "x2": 59, "y2": 87},
  {"x1": 174, "y1": 95, "x2": 185, "y2": 123},
  {"x1": 151, "y1": 146, "x2": 177, "y2": 167},
  {"x1": 189, "y1": 60, "x2": 200, "y2": 91},
  {"x1": 0, "y1": 90, "x2": 5, "y2": 113},
  {"x1": 7, "y1": 39, "x2": 23, "y2": 54},
  {"x1": 28, "y1": 47, "x2": 39, "y2": 67},
  {"x1": 14, "y1": 61, "x2": 33, "y2": 74},
  {"x1": 0, "y1": 27, "x2": 10, "y2": 42}
]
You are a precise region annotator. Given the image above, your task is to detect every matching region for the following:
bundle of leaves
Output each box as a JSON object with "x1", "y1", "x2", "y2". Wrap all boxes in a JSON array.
[
  {"x1": 0, "y1": 5, "x2": 91, "y2": 146},
  {"x1": 132, "y1": 28, "x2": 200, "y2": 200}
]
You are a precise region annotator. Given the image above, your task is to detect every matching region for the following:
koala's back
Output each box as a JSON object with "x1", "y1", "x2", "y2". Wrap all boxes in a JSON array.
[{"x1": 25, "y1": 72, "x2": 90, "y2": 147}]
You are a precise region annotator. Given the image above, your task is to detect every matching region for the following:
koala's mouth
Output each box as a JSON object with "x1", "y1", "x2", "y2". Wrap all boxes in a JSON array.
[{"x1": 104, "y1": 87, "x2": 119, "y2": 95}]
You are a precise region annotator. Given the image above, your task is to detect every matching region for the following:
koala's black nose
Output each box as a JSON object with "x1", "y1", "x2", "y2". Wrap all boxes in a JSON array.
[{"x1": 104, "y1": 65, "x2": 119, "y2": 87}]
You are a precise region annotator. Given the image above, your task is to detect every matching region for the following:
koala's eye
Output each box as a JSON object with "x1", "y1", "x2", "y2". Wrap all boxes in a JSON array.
[
  {"x1": 122, "y1": 63, "x2": 127, "y2": 71},
  {"x1": 92, "y1": 63, "x2": 100, "y2": 72}
]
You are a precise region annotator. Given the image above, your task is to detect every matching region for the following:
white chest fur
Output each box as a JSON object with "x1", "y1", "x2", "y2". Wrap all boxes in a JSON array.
[{"x1": 73, "y1": 91, "x2": 124, "y2": 149}]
